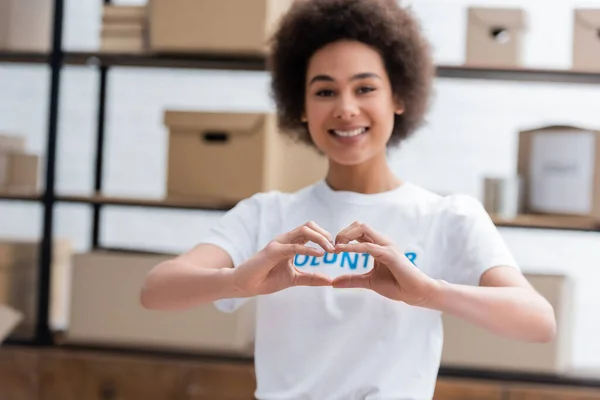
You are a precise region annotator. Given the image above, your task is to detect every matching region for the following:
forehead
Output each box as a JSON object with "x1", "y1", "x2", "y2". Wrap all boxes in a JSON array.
[{"x1": 306, "y1": 40, "x2": 388, "y2": 81}]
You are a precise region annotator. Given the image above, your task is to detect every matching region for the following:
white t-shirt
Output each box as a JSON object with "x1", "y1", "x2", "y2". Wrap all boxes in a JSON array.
[{"x1": 200, "y1": 180, "x2": 519, "y2": 400}]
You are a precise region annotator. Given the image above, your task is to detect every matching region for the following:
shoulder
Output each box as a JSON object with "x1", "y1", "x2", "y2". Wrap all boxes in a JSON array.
[
  {"x1": 398, "y1": 183, "x2": 484, "y2": 216},
  {"x1": 399, "y1": 184, "x2": 492, "y2": 238},
  {"x1": 391, "y1": 182, "x2": 487, "y2": 218},
  {"x1": 438, "y1": 193, "x2": 487, "y2": 217},
  {"x1": 433, "y1": 193, "x2": 492, "y2": 235}
]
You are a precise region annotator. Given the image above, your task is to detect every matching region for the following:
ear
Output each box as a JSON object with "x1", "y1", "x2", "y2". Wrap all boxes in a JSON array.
[{"x1": 394, "y1": 98, "x2": 405, "y2": 116}]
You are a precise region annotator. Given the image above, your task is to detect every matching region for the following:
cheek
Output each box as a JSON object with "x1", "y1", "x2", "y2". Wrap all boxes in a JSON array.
[
  {"x1": 369, "y1": 105, "x2": 395, "y2": 132},
  {"x1": 305, "y1": 101, "x2": 330, "y2": 130}
]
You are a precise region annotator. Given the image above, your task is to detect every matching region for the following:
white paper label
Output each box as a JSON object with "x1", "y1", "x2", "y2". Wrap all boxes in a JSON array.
[{"x1": 529, "y1": 130, "x2": 596, "y2": 214}]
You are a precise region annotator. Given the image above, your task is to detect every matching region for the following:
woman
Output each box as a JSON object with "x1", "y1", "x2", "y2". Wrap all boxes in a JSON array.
[{"x1": 140, "y1": 1, "x2": 556, "y2": 399}]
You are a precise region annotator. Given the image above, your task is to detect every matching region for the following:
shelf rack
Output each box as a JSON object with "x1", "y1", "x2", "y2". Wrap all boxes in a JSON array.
[
  {"x1": 5, "y1": 50, "x2": 600, "y2": 83},
  {"x1": 2, "y1": 0, "x2": 600, "y2": 347}
]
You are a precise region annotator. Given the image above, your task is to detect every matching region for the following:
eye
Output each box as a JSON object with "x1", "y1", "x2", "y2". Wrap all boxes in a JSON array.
[
  {"x1": 315, "y1": 89, "x2": 335, "y2": 97},
  {"x1": 357, "y1": 86, "x2": 375, "y2": 94}
]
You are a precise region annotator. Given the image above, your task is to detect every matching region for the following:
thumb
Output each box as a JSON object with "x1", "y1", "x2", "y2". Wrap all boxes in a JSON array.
[
  {"x1": 293, "y1": 270, "x2": 333, "y2": 287},
  {"x1": 332, "y1": 273, "x2": 371, "y2": 289}
]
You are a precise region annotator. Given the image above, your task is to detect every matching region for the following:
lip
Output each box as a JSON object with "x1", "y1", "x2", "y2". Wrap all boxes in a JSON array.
[
  {"x1": 328, "y1": 126, "x2": 369, "y2": 144},
  {"x1": 328, "y1": 125, "x2": 369, "y2": 132}
]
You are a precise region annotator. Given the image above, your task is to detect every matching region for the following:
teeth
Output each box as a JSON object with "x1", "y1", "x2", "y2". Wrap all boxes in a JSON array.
[{"x1": 333, "y1": 127, "x2": 366, "y2": 137}]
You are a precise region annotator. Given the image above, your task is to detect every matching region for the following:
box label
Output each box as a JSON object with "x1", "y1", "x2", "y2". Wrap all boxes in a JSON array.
[{"x1": 530, "y1": 130, "x2": 596, "y2": 214}]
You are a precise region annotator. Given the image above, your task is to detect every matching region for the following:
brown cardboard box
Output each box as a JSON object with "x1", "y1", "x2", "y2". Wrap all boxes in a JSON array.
[
  {"x1": 465, "y1": 7, "x2": 526, "y2": 67},
  {"x1": 0, "y1": 304, "x2": 22, "y2": 345},
  {"x1": 102, "y1": 5, "x2": 146, "y2": 23},
  {"x1": 572, "y1": 9, "x2": 600, "y2": 71},
  {"x1": 517, "y1": 125, "x2": 600, "y2": 220},
  {"x1": 0, "y1": 239, "x2": 73, "y2": 339},
  {"x1": 100, "y1": 5, "x2": 148, "y2": 53},
  {"x1": 165, "y1": 111, "x2": 327, "y2": 203},
  {"x1": 0, "y1": 135, "x2": 26, "y2": 154},
  {"x1": 0, "y1": 0, "x2": 52, "y2": 51},
  {"x1": 0, "y1": 153, "x2": 39, "y2": 194},
  {"x1": 62, "y1": 251, "x2": 255, "y2": 356},
  {"x1": 100, "y1": 36, "x2": 146, "y2": 53},
  {"x1": 148, "y1": 0, "x2": 293, "y2": 55},
  {"x1": 442, "y1": 273, "x2": 573, "y2": 374}
]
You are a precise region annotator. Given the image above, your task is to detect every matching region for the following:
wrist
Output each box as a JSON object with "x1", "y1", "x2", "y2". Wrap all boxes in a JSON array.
[
  {"x1": 423, "y1": 278, "x2": 449, "y2": 311},
  {"x1": 220, "y1": 267, "x2": 247, "y2": 298}
]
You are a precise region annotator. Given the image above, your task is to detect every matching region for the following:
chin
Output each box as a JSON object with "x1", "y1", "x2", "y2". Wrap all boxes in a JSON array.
[{"x1": 326, "y1": 150, "x2": 373, "y2": 166}]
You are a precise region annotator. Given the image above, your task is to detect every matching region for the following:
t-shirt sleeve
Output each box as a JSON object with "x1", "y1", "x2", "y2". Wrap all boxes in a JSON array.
[
  {"x1": 198, "y1": 193, "x2": 266, "y2": 313},
  {"x1": 441, "y1": 194, "x2": 520, "y2": 287}
]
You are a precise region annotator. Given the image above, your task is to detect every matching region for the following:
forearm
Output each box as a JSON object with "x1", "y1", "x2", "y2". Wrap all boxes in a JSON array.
[
  {"x1": 428, "y1": 280, "x2": 556, "y2": 343},
  {"x1": 140, "y1": 260, "x2": 242, "y2": 311}
]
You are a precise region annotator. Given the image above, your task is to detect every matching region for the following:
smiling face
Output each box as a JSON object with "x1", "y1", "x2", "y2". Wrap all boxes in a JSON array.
[{"x1": 303, "y1": 40, "x2": 404, "y2": 166}]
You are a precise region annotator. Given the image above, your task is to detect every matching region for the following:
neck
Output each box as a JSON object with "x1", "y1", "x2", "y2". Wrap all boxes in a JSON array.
[{"x1": 325, "y1": 152, "x2": 402, "y2": 194}]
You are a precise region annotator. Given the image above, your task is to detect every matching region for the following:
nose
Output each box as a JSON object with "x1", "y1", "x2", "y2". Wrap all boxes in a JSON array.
[{"x1": 334, "y1": 94, "x2": 359, "y2": 120}]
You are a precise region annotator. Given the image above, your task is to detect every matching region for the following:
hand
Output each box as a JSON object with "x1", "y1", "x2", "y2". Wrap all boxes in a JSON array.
[
  {"x1": 233, "y1": 221, "x2": 336, "y2": 297},
  {"x1": 331, "y1": 222, "x2": 440, "y2": 307}
]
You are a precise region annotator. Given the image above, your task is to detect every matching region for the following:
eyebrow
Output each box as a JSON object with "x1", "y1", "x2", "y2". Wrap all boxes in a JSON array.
[{"x1": 308, "y1": 72, "x2": 382, "y2": 85}]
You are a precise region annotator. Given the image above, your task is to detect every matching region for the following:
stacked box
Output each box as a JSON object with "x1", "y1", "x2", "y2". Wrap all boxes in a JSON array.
[
  {"x1": 572, "y1": 9, "x2": 600, "y2": 71},
  {"x1": 100, "y1": 5, "x2": 148, "y2": 53},
  {"x1": 164, "y1": 110, "x2": 327, "y2": 204},
  {"x1": 0, "y1": 134, "x2": 39, "y2": 195},
  {"x1": 465, "y1": 7, "x2": 526, "y2": 67},
  {"x1": 148, "y1": 0, "x2": 293, "y2": 55}
]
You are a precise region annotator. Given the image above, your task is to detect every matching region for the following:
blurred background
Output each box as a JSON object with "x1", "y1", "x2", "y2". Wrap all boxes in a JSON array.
[{"x1": 1, "y1": 0, "x2": 600, "y2": 398}]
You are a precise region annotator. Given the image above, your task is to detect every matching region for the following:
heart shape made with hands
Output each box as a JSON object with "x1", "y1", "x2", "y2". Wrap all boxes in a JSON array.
[{"x1": 298, "y1": 221, "x2": 438, "y2": 306}]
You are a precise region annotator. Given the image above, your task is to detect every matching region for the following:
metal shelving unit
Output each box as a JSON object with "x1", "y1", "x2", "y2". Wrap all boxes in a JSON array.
[
  {"x1": 5, "y1": 50, "x2": 600, "y2": 83},
  {"x1": 3, "y1": 0, "x2": 600, "y2": 347}
]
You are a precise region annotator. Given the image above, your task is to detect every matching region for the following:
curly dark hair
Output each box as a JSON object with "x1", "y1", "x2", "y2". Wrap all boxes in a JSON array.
[{"x1": 267, "y1": 0, "x2": 435, "y2": 148}]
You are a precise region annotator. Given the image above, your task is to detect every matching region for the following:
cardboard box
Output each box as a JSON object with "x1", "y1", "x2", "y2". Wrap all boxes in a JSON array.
[
  {"x1": 102, "y1": 5, "x2": 146, "y2": 23},
  {"x1": 0, "y1": 239, "x2": 73, "y2": 339},
  {"x1": 148, "y1": 0, "x2": 293, "y2": 55},
  {"x1": 442, "y1": 273, "x2": 573, "y2": 374},
  {"x1": 0, "y1": 304, "x2": 23, "y2": 345},
  {"x1": 572, "y1": 9, "x2": 600, "y2": 71},
  {"x1": 164, "y1": 111, "x2": 327, "y2": 203},
  {"x1": 465, "y1": 7, "x2": 526, "y2": 67},
  {"x1": 517, "y1": 125, "x2": 600, "y2": 219},
  {"x1": 0, "y1": 0, "x2": 53, "y2": 51},
  {"x1": 0, "y1": 135, "x2": 26, "y2": 154},
  {"x1": 100, "y1": 36, "x2": 146, "y2": 53},
  {"x1": 62, "y1": 251, "x2": 255, "y2": 356},
  {"x1": 100, "y1": 5, "x2": 148, "y2": 53},
  {"x1": 0, "y1": 153, "x2": 39, "y2": 194}
]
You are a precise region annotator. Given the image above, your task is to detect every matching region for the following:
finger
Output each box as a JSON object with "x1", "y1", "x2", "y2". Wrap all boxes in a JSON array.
[
  {"x1": 305, "y1": 221, "x2": 335, "y2": 245},
  {"x1": 293, "y1": 271, "x2": 333, "y2": 287},
  {"x1": 266, "y1": 242, "x2": 325, "y2": 260},
  {"x1": 332, "y1": 273, "x2": 371, "y2": 289},
  {"x1": 336, "y1": 222, "x2": 393, "y2": 246},
  {"x1": 334, "y1": 221, "x2": 361, "y2": 245},
  {"x1": 282, "y1": 224, "x2": 335, "y2": 253},
  {"x1": 334, "y1": 242, "x2": 390, "y2": 261}
]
